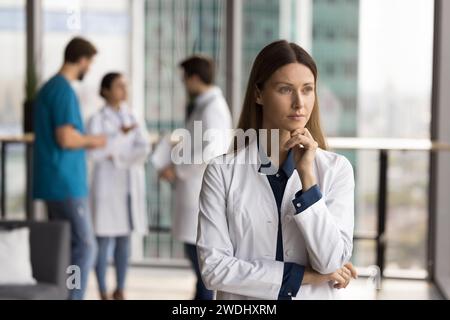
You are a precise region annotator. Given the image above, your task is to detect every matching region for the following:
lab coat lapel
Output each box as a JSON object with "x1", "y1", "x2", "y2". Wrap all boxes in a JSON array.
[
  {"x1": 248, "y1": 138, "x2": 285, "y2": 222},
  {"x1": 102, "y1": 106, "x2": 122, "y2": 131}
]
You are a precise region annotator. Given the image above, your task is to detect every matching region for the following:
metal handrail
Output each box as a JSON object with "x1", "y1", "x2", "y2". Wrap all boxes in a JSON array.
[
  {"x1": 3, "y1": 134, "x2": 450, "y2": 151},
  {"x1": 327, "y1": 137, "x2": 450, "y2": 151}
]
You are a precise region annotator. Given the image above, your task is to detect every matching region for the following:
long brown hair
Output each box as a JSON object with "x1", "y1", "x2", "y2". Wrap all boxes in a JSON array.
[{"x1": 236, "y1": 40, "x2": 327, "y2": 150}]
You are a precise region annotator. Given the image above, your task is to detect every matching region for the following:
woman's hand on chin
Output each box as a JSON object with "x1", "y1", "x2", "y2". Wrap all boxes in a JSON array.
[{"x1": 285, "y1": 127, "x2": 318, "y2": 190}]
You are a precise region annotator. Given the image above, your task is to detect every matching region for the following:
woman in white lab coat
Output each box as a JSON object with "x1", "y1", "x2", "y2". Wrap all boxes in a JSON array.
[
  {"x1": 87, "y1": 73, "x2": 150, "y2": 300},
  {"x1": 196, "y1": 40, "x2": 357, "y2": 300}
]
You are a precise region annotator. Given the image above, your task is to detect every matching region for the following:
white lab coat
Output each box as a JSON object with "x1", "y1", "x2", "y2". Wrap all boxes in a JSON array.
[
  {"x1": 87, "y1": 105, "x2": 150, "y2": 236},
  {"x1": 172, "y1": 86, "x2": 233, "y2": 245},
  {"x1": 197, "y1": 136, "x2": 355, "y2": 300}
]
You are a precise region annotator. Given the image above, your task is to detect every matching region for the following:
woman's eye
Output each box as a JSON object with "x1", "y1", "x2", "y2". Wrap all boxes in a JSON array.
[
  {"x1": 279, "y1": 87, "x2": 292, "y2": 94},
  {"x1": 303, "y1": 87, "x2": 313, "y2": 94}
]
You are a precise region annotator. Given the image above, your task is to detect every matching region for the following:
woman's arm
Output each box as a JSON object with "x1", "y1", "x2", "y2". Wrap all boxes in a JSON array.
[
  {"x1": 111, "y1": 125, "x2": 151, "y2": 168},
  {"x1": 294, "y1": 156, "x2": 355, "y2": 274},
  {"x1": 286, "y1": 128, "x2": 355, "y2": 275},
  {"x1": 303, "y1": 262, "x2": 358, "y2": 289}
]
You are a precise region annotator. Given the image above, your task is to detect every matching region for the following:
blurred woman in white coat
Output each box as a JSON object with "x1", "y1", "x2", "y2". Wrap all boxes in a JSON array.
[
  {"x1": 87, "y1": 73, "x2": 150, "y2": 300},
  {"x1": 197, "y1": 40, "x2": 357, "y2": 300}
]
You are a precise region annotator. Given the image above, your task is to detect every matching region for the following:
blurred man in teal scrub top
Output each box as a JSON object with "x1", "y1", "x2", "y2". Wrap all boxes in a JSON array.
[{"x1": 33, "y1": 37, "x2": 106, "y2": 300}]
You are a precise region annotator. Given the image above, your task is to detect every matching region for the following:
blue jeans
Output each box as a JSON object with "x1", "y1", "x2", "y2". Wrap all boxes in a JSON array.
[
  {"x1": 95, "y1": 236, "x2": 130, "y2": 294},
  {"x1": 46, "y1": 198, "x2": 97, "y2": 300},
  {"x1": 184, "y1": 243, "x2": 213, "y2": 300}
]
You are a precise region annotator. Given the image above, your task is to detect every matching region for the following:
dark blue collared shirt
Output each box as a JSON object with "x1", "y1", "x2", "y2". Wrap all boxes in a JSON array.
[{"x1": 258, "y1": 146, "x2": 322, "y2": 299}]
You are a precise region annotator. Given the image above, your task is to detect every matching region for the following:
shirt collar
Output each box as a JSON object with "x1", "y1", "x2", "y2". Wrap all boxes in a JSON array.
[
  {"x1": 257, "y1": 137, "x2": 295, "y2": 178},
  {"x1": 281, "y1": 150, "x2": 295, "y2": 177}
]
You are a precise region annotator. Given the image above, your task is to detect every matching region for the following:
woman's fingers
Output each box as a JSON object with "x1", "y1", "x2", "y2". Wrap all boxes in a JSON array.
[
  {"x1": 332, "y1": 268, "x2": 352, "y2": 289},
  {"x1": 341, "y1": 267, "x2": 352, "y2": 281},
  {"x1": 285, "y1": 134, "x2": 307, "y2": 149},
  {"x1": 342, "y1": 266, "x2": 352, "y2": 279},
  {"x1": 303, "y1": 128, "x2": 314, "y2": 140},
  {"x1": 285, "y1": 133, "x2": 317, "y2": 150},
  {"x1": 344, "y1": 262, "x2": 358, "y2": 279},
  {"x1": 342, "y1": 268, "x2": 351, "y2": 288},
  {"x1": 289, "y1": 127, "x2": 314, "y2": 141},
  {"x1": 328, "y1": 264, "x2": 358, "y2": 289},
  {"x1": 331, "y1": 272, "x2": 346, "y2": 286},
  {"x1": 286, "y1": 128, "x2": 318, "y2": 152},
  {"x1": 290, "y1": 128, "x2": 306, "y2": 136}
]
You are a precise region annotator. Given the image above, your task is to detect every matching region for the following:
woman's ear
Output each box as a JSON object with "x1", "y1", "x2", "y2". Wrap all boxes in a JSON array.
[{"x1": 255, "y1": 86, "x2": 263, "y2": 105}]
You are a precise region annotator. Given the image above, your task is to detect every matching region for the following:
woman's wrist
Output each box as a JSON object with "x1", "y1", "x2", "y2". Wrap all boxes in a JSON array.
[
  {"x1": 298, "y1": 169, "x2": 316, "y2": 191},
  {"x1": 302, "y1": 269, "x2": 312, "y2": 285},
  {"x1": 302, "y1": 268, "x2": 330, "y2": 285}
]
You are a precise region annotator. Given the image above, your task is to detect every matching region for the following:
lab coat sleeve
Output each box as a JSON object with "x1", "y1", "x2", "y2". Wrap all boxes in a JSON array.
[
  {"x1": 197, "y1": 162, "x2": 288, "y2": 300},
  {"x1": 293, "y1": 156, "x2": 355, "y2": 275},
  {"x1": 86, "y1": 114, "x2": 120, "y2": 162},
  {"x1": 292, "y1": 185, "x2": 323, "y2": 214},
  {"x1": 174, "y1": 103, "x2": 232, "y2": 181},
  {"x1": 111, "y1": 126, "x2": 151, "y2": 169}
]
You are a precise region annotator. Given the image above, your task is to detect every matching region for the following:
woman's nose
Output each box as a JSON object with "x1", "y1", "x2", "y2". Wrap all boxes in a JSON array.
[{"x1": 292, "y1": 92, "x2": 303, "y2": 109}]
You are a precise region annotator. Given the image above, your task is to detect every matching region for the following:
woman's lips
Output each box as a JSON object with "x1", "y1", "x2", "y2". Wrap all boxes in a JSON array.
[{"x1": 287, "y1": 115, "x2": 306, "y2": 121}]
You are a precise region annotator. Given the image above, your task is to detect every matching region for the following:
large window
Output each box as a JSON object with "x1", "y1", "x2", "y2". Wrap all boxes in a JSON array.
[
  {"x1": 0, "y1": 0, "x2": 26, "y2": 220},
  {"x1": 145, "y1": 0, "x2": 226, "y2": 132},
  {"x1": 311, "y1": 0, "x2": 434, "y2": 277},
  {"x1": 41, "y1": 0, "x2": 131, "y2": 119},
  {"x1": 144, "y1": 0, "x2": 227, "y2": 260},
  {"x1": 0, "y1": 0, "x2": 25, "y2": 133},
  {"x1": 241, "y1": 0, "x2": 279, "y2": 92},
  {"x1": 357, "y1": 0, "x2": 434, "y2": 277}
]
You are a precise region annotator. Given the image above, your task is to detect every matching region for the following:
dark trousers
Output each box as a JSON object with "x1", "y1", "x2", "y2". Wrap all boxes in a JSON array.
[{"x1": 184, "y1": 243, "x2": 214, "y2": 300}]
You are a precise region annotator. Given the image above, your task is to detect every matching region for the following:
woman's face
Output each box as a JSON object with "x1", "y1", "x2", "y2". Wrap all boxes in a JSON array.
[
  {"x1": 256, "y1": 63, "x2": 315, "y2": 132},
  {"x1": 105, "y1": 76, "x2": 128, "y2": 103}
]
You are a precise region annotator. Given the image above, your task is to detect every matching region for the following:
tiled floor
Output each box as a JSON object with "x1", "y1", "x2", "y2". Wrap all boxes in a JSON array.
[{"x1": 85, "y1": 266, "x2": 443, "y2": 300}]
